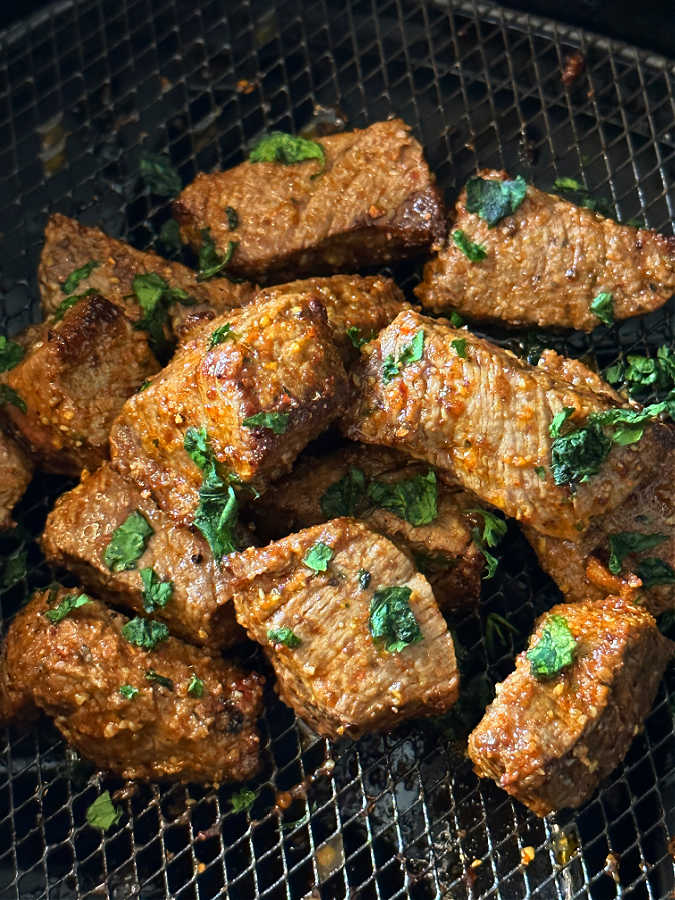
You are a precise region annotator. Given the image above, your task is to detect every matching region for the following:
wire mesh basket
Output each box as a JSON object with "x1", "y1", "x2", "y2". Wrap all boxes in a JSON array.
[{"x1": 1, "y1": 1, "x2": 674, "y2": 897}]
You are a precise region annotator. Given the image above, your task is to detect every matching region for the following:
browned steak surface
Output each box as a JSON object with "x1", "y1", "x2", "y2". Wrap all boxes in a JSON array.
[
  {"x1": 111, "y1": 291, "x2": 348, "y2": 521},
  {"x1": 227, "y1": 518, "x2": 459, "y2": 739},
  {"x1": 0, "y1": 430, "x2": 33, "y2": 529},
  {"x1": 468, "y1": 596, "x2": 672, "y2": 816},
  {"x1": 41, "y1": 464, "x2": 248, "y2": 648},
  {"x1": 2, "y1": 295, "x2": 160, "y2": 477},
  {"x1": 0, "y1": 587, "x2": 264, "y2": 782},
  {"x1": 416, "y1": 169, "x2": 675, "y2": 331},
  {"x1": 342, "y1": 309, "x2": 668, "y2": 541},
  {"x1": 249, "y1": 444, "x2": 483, "y2": 611},
  {"x1": 39, "y1": 213, "x2": 255, "y2": 331},
  {"x1": 174, "y1": 120, "x2": 445, "y2": 282}
]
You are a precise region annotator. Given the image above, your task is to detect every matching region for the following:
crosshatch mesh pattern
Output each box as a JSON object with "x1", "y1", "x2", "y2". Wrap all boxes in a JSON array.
[{"x1": 0, "y1": 1, "x2": 674, "y2": 897}]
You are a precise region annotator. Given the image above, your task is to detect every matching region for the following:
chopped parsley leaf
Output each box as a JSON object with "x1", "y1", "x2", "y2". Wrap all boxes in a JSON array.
[
  {"x1": 0, "y1": 384, "x2": 26, "y2": 413},
  {"x1": 249, "y1": 132, "x2": 325, "y2": 172},
  {"x1": 138, "y1": 379, "x2": 152, "y2": 392},
  {"x1": 157, "y1": 218, "x2": 182, "y2": 254},
  {"x1": 61, "y1": 260, "x2": 99, "y2": 294},
  {"x1": 230, "y1": 788, "x2": 256, "y2": 813},
  {"x1": 358, "y1": 569, "x2": 371, "y2": 590},
  {"x1": 132, "y1": 272, "x2": 193, "y2": 356},
  {"x1": 605, "y1": 345, "x2": 675, "y2": 402},
  {"x1": 121, "y1": 617, "x2": 169, "y2": 650},
  {"x1": 119, "y1": 684, "x2": 139, "y2": 700},
  {"x1": 553, "y1": 176, "x2": 585, "y2": 192},
  {"x1": 187, "y1": 674, "x2": 204, "y2": 697},
  {"x1": 607, "y1": 531, "x2": 667, "y2": 575},
  {"x1": 0, "y1": 336, "x2": 24, "y2": 372},
  {"x1": 320, "y1": 467, "x2": 367, "y2": 518},
  {"x1": 465, "y1": 175, "x2": 527, "y2": 227},
  {"x1": 225, "y1": 206, "x2": 239, "y2": 230},
  {"x1": 140, "y1": 567, "x2": 173, "y2": 612},
  {"x1": 451, "y1": 338, "x2": 467, "y2": 358},
  {"x1": 197, "y1": 228, "x2": 237, "y2": 281},
  {"x1": 267, "y1": 627, "x2": 301, "y2": 648},
  {"x1": 45, "y1": 592, "x2": 90, "y2": 623},
  {"x1": 145, "y1": 669, "x2": 174, "y2": 690},
  {"x1": 53, "y1": 289, "x2": 96, "y2": 321},
  {"x1": 382, "y1": 329, "x2": 425, "y2": 384},
  {"x1": 469, "y1": 509, "x2": 507, "y2": 580},
  {"x1": 534, "y1": 466, "x2": 547, "y2": 480},
  {"x1": 86, "y1": 791, "x2": 122, "y2": 831},
  {"x1": 452, "y1": 229, "x2": 487, "y2": 261},
  {"x1": 593, "y1": 400, "x2": 675, "y2": 445},
  {"x1": 303, "y1": 541, "x2": 334, "y2": 572},
  {"x1": 549, "y1": 407, "x2": 576, "y2": 438},
  {"x1": 590, "y1": 291, "x2": 614, "y2": 326},
  {"x1": 527, "y1": 614, "x2": 577, "y2": 679},
  {"x1": 367, "y1": 470, "x2": 437, "y2": 526},
  {"x1": 369, "y1": 585, "x2": 423, "y2": 653},
  {"x1": 139, "y1": 152, "x2": 182, "y2": 196},
  {"x1": 242, "y1": 412, "x2": 290, "y2": 434},
  {"x1": 209, "y1": 323, "x2": 237, "y2": 348},
  {"x1": 104, "y1": 511, "x2": 154, "y2": 572},
  {"x1": 449, "y1": 311, "x2": 465, "y2": 327},
  {"x1": 346, "y1": 325, "x2": 374, "y2": 349},
  {"x1": 636, "y1": 558, "x2": 675, "y2": 589}
]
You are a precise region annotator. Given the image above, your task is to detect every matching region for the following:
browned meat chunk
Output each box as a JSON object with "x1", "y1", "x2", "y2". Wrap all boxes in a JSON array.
[
  {"x1": 416, "y1": 169, "x2": 675, "y2": 331},
  {"x1": 536, "y1": 349, "x2": 625, "y2": 404},
  {"x1": 0, "y1": 430, "x2": 33, "y2": 529},
  {"x1": 468, "y1": 596, "x2": 672, "y2": 816},
  {"x1": 0, "y1": 587, "x2": 264, "y2": 782},
  {"x1": 111, "y1": 291, "x2": 349, "y2": 523},
  {"x1": 41, "y1": 464, "x2": 249, "y2": 648},
  {"x1": 174, "y1": 120, "x2": 445, "y2": 282},
  {"x1": 227, "y1": 518, "x2": 459, "y2": 739},
  {"x1": 2, "y1": 295, "x2": 160, "y2": 477},
  {"x1": 249, "y1": 445, "x2": 483, "y2": 611},
  {"x1": 342, "y1": 309, "x2": 668, "y2": 541}
]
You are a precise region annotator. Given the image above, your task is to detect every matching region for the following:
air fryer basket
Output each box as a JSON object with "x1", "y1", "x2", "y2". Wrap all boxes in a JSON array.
[{"x1": 1, "y1": 1, "x2": 674, "y2": 897}]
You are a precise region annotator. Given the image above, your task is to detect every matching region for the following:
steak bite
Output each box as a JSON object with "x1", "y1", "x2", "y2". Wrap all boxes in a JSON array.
[
  {"x1": 0, "y1": 430, "x2": 33, "y2": 529},
  {"x1": 41, "y1": 464, "x2": 249, "y2": 648},
  {"x1": 248, "y1": 445, "x2": 483, "y2": 610},
  {"x1": 110, "y1": 291, "x2": 349, "y2": 523},
  {"x1": 416, "y1": 169, "x2": 675, "y2": 331},
  {"x1": 468, "y1": 596, "x2": 672, "y2": 816},
  {"x1": 174, "y1": 120, "x2": 445, "y2": 282},
  {"x1": 0, "y1": 587, "x2": 264, "y2": 783},
  {"x1": 39, "y1": 213, "x2": 255, "y2": 334},
  {"x1": 227, "y1": 518, "x2": 460, "y2": 739},
  {"x1": 342, "y1": 309, "x2": 668, "y2": 541},
  {"x1": 2, "y1": 294, "x2": 160, "y2": 477}
]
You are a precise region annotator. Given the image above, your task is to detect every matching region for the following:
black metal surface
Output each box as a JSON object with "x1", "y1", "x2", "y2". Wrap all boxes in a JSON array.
[{"x1": 0, "y1": 1, "x2": 674, "y2": 898}]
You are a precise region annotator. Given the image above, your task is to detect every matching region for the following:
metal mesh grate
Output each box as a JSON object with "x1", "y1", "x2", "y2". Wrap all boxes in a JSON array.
[{"x1": 1, "y1": 1, "x2": 674, "y2": 897}]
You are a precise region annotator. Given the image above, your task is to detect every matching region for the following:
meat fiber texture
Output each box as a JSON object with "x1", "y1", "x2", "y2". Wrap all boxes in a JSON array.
[
  {"x1": 110, "y1": 290, "x2": 349, "y2": 522},
  {"x1": 0, "y1": 588, "x2": 264, "y2": 783},
  {"x1": 39, "y1": 213, "x2": 255, "y2": 334},
  {"x1": 0, "y1": 429, "x2": 33, "y2": 529},
  {"x1": 416, "y1": 169, "x2": 675, "y2": 331},
  {"x1": 248, "y1": 444, "x2": 484, "y2": 611},
  {"x1": 342, "y1": 308, "x2": 669, "y2": 541},
  {"x1": 2, "y1": 294, "x2": 160, "y2": 477},
  {"x1": 468, "y1": 596, "x2": 673, "y2": 816},
  {"x1": 227, "y1": 518, "x2": 460, "y2": 739},
  {"x1": 41, "y1": 464, "x2": 249, "y2": 649},
  {"x1": 174, "y1": 119, "x2": 446, "y2": 282}
]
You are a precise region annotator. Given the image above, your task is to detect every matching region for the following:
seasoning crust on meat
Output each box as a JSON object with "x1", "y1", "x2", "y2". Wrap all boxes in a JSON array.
[
  {"x1": 0, "y1": 587, "x2": 264, "y2": 783},
  {"x1": 174, "y1": 120, "x2": 446, "y2": 282},
  {"x1": 0, "y1": 430, "x2": 33, "y2": 529},
  {"x1": 416, "y1": 169, "x2": 675, "y2": 331}
]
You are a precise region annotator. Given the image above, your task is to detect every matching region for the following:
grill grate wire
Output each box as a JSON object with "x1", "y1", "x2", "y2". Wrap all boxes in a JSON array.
[{"x1": 0, "y1": 1, "x2": 674, "y2": 897}]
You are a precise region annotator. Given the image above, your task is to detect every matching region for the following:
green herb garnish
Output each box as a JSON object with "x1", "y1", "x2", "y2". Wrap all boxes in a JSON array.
[
  {"x1": 230, "y1": 788, "x2": 256, "y2": 813},
  {"x1": 121, "y1": 617, "x2": 169, "y2": 650},
  {"x1": 382, "y1": 329, "x2": 425, "y2": 384},
  {"x1": 369, "y1": 585, "x2": 423, "y2": 653},
  {"x1": 452, "y1": 229, "x2": 487, "y2": 261},
  {"x1": 590, "y1": 291, "x2": 614, "y2": 326},
  {"x1": 187, "y1": 674, "x2": 204, "y2": 697},
  {"x1": 346, "y1": 326, "x2": 374, "y2": 349},
  {"x1": 1, "y1": 549, "x2": 27, "y2": 589},
  {"x1": 0, "y1": 384, "x2": 26, "y2": 413},
  {"x1": 61, "y1": 260, "x2": 99, "y2": 294},
  {"x1": 225, "y1": 206, "x2": 239, "y2": 230},
  {"x1": 449, "y1": 311, "x2": 465, "y2": 327},
  {"x1": 534, "y1": 466, "x2": 547, "y2": 480},
  {"x1": 104, "y1": 511, "x2": 153, "y2": 572},
  {"x1": 303, "y1": 541, "x2": 333, "y2": 572},
  {"x1": 485, "y1": 611, "x2": 518, "y2": 658},
  {"x1": 209, "y1": 323, "x2": 237, "y2": 348},
  {"x1": 119, "y1": 685, "x2": 139, "y2": 700},
  {"x1": 145, "y1": 669, "x2": 174, "y2": 690},
  {"x1": 139, "y1": 152, "x2": 182, "y2": 196},
  {"x1": 140, "y1": 567, "x2": 173, "y2": 612},
  {"x1": 358, "y1": 569, "x2": 371, "y2": 590},
  {"x1": 451, "y1": 338, "x2": 467, "y2": 358},
  {"x1": 267, "y1": 627, "x2": 301, "y2": 648},
  {"x1": 469, "y1": 508, "x2": 507, "y2": 580},
  {"x1": 86, "y1": 791, "x2": 122, "y2": 831},
  {"x1": 249, "y1": 132, "x2": 325, "y2": 171},
  {"x1": 132, "y1": 272, "x2": 193, "y2": 355},
  {"x1": 553, "y1": 177, "x2": 585, "y2": 192},
  {"x1": 242, "y1": 412, "x2": 290, "y2": 434},
  {"x1": 53, "y1": 289, "x2": 96, "y2": 322},
  {"x1": 45, "y1": 592, "x2": 90, "y2": 623},
  {"x1": 0, "y1": 336, "x2": 24, "y2": 372},
  {"x1": 527, "y1": 614, "x2": 577, "y2": 679},
  {"x1": 320, "y1": 467, "x2": 367, "y2": 518},
  {"x1": 607, "y1": 531, "x2": 667, "y2": 575},
  {"x1": 197, "y1": 228, "x2": 237, "y2": 281},
  {"x1": 465, "y1": 175, "x2": 527, "y2": 227},
  {"x1": 552, "y1": 177, "x2": 613, "y2": 216},
  {"x1": 636, "y1": 558, "x2": 675, "y2": 589},
  {"x1": 605, "y1": 345, "x2": 675, "y2": 401},
  {"x1": 367, "y1": 470, "x2": 437, "y2": 527},
  {"x1": 157, "y1": 218, "x2": 182, "y2": 254}
]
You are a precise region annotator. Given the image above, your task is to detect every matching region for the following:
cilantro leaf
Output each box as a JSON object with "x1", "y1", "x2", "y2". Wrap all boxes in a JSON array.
[
  {"x1": 139, "y1": 152, "x2": 182, "y2": 196},
  {"x1": 553, "y1": 177, "x2": 585, "y2": 192},
  {"x1": 534, "y1": 466, "x2": 547, "y2": 480},
  {"x1": 550, "y1": 417, "x2": 612, "y2": 485},
  {"x1": 104, "y1": 511, "x2": 154, "y2": 572},
  {"x1": 553, "y1": 178, "x2": 613, "y2": 217},
  {"x1": 549, "y1": 407, "x2": 576, "y2": 438},
  {"x1": 157, "y1": 218, "x2": 182, "y2": 254},
  {"x1": 382, "y1": 329, "x2": 425, "y2": 384},
  {"x1": 132, "y1": 272, "x2": 192, "y2": 356},
  {"x1": 53, "y1": 289, "x2": 96, "y2": 321},
  {"x1": 607, "y1": 531, "x2": 667, "y2": 575},
  {"x1": 0, "y1": 384, "x2": 26, "y2": 413},
  {"x1": 197, "y1": 228, "x2": 237, "y2": 281},
  {"x1": 145, "y1": 669, "x2": 174, "y2": 690},
  {"x1": 0, "y1": 336, "x2": 24, "y2": 372},
  {"x1": 268, "y1": 627, "x2": 301, "y2": 648},
  {"x1": 209, "y1": 323, "x2": 237, "y2": 347},
  {"x1": 86, "y1": 791, "x2": 122, "y2": 831},
  {"x1": 369, "y1": 586, "x2": 423, "y2": 653},
  {"x1": 184, "y1": 425, "x2": 211, "y2": 471},
  {"x1": 358, "y1": 569, "x2": 371, "y2": 590},
  {"x1": 452, "y1": 229, "x2": 487, "y2": 262},
  {"x1": 471, "y1": 529, "x2": 500, "y2": 580},
  {"x1": 451, "y1": 338, "x2": 467, "y2": 358},
  {"x1": 119, "y1": 684, "x2": 139, "y2": 699},
  {"x1": 121, "y1": 617, "x2": 169, "y2": 650},
  {"x1": 527, "y1": 614, "x2": 577, "y2": 679},
  {"x1": 465, "y1": 175, "x2": 527, "y2": 227},
  {"x1": 45, "y1": 592, "x2": 90, "y2": 623},
  {"x1": 249, "y1": 132, "x2": 325, "y2": 171},
  {"x1": 636, "y1": 558, "x2": 675, "y2": 589},
  {"x1": 320, "y1": 467, "x2": 367, "y2": 518},
  {"x1": 242, "y1": 412, "x2": 290, "y2": 434},
  {"x1": 449, "y1": 311, "x2": 465, "y2": 327},
  {"x1": 381, "y1": 354, "x2": 400, "y2": 384},
  {"x1": 346, "y1": 326, "x2": 374, "y2": 349},
  {"x1": 61, "y1": 260, "x2": 99, "y2": 294},
  {"x1": 230, "y1": 788, "x2": 256, "y2": 813},
  {"x1": 140, "y1": 567, "x2": 173, "y2": 612},
  {"x1": 303, "y1": 541, "x2": 333, "y2": 572},
  {"x1": 187, "y1": 674, "x2": 204, "y2": 697},
  {"x1": 607, "y1": 347, "x2": 675, "y2": 401},
  {"x1": 468, "y1": 509, "x2": 507, "y2": 548},
  {"x1": 225, "y1": 206, "x2": 239, "y2": 230},
  {"x1": 592, "y1": 401, "x2": 674, "y2": 445},
  {"x1": 590, "y1": 291, "x2": 614, "y2": 326},
  {"x1": 367, "y1": 470, "x2": 438, "y2": 526}
]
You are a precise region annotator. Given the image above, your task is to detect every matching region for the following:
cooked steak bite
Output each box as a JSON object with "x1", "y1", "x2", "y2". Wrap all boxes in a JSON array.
[
  {"x1": 39, "y1": 213, "x2": 255, "y2": 335},
  {"x1": 0, "y1": 430, "x2": 33, "y2": 529},
  {"x1": 416, "y1": 169, "x2": 675, "y2": 331},
  {"x1": 227, "y1": 518, "x2": 460, "y2": 739},
  {"x1": 342, "y1": 309, "x2": 669, "y2": 541},
  {"x1": 110, "y1": 291, "x2": 349, "y2": 523},
  {"x1": 41, "y1": 464, "x2": 248, "y2": 648},
  {"x1": 468, "y1": 596, "x2": 672, "y2": 816},
  {"x1": 174, "y1": 120, "x2": 445, "y2": 282},
  {"x1": 536, "y1": 349, "x2": 625, "y2": 404},
  {"x1": 0, "y1": 587, "x2": 264, "y2": 782},
  {"x1": 249, "y1": 445, "x2": 483, "y2": 610},
  {"x1": 2, "y1": 294, "x2": 160, "y2": 477}
]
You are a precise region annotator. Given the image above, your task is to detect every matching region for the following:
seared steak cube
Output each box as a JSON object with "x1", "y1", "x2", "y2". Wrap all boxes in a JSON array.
[{"x1": 0, "y1": 430, "x2": 33, "y2": 529}]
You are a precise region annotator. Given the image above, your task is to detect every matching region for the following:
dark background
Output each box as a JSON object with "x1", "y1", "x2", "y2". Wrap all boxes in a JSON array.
[{"x1": 1, "y1": 0, "x2": 674, "y2": 58}]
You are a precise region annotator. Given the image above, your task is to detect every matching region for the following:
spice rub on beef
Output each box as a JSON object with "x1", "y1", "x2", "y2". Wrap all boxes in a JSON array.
[
  {"x1": 174, "y1": 120, "x2": 445, "y2": 283},
  {"x1": 0, "y1": 587, "x2": 264, "y2": 783},
  {"x1": 468, "y1": 596, "x2": 672, "y2": 816},
  {"x1": 41, "y1": 464, "x2": 249, "y2": 648},
  {"x1": 110, "y1": 291, "x2": 349, "y2": 523},
  {"x1": 342, "y1": 308, "x2": 668, "y2": 541},
  {"x1": 2, "y1": 294, "x2": 160, "y2": 477},
  {"x1": 39, "y1": 213, "x2": 255, "y2": 335},
  {"x1": 249, "y1": 444, "x2": 483, "y2": 610},
  {"x1": 0, "y1": 430, "x2": 33, "y2": 529},
  {"x1": 416, "y1": 169, "x2": 675, "y2": 331},
  {"x1": 227, "y1": 518, "x2": 459, "y2": 739}
]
